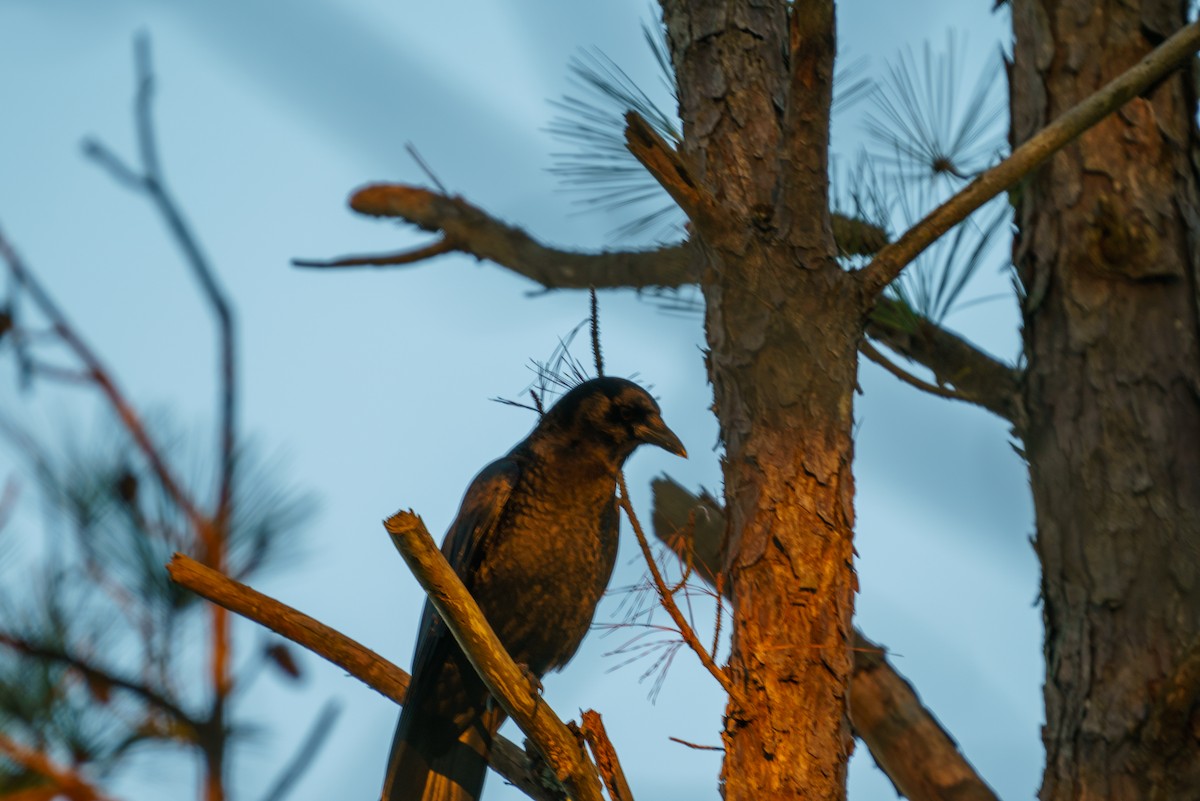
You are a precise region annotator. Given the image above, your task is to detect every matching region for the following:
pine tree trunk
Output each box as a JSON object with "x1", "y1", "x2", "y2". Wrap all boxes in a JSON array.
[
  {"x1": 660, "y1": 2, "x2": 861, "y2": 798},
  {"x1": 1011, "y1": 2, "x2": 1200, "y2": 798}
]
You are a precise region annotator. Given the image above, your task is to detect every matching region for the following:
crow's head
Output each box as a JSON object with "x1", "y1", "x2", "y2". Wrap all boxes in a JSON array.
[{"x1": 544, "y1": 377, "x2": 686, "y2": 463}]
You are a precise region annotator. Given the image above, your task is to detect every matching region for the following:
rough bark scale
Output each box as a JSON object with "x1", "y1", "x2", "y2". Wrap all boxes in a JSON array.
[
  {"x1": 662, "y1": 2, "x2": 859, "y2": 798},
  {"x1": 1011, "y1": 1, "x2": 1200, "y2": 798}
]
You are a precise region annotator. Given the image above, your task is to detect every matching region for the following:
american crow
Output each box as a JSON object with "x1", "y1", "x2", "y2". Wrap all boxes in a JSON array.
[{"x1": 381, "y1": 377, "x2": 686, "y2": 801}]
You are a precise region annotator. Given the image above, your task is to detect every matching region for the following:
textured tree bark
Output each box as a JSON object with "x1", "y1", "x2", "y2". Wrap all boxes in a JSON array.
[
  {"x1": 660, "y1": 2, "x2": 859, "y2": 798},
  {"x1": 1011, "y1": 2, "x2": 1200, "y2": 798}
]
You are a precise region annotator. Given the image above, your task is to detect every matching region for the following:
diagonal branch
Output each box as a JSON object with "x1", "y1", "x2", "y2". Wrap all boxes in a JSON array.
[
  {"x1": 165, "y1": 554, "x2": 561, "y2": 801},
  {"x1": 320, "y1": 184, "x2": 698, "y2": 289},
  {"x1": 257, "y1": 700, "x2": 341, "y2": 801},
  {"x1": 649, "y1": 476, "x2": 1002, "y2": 801},
  {"x1": 0, "y1": 733, "x2": 121, "y2": 801},
  {"x1": 866, "y1": 297, "x2": 1024, "y2": 427},
  {"x1": 616, "y1": 474, "x2": 735, "y2": 698},
  {"x1": 82, "y1": 34, "x2": 238, "y2": 557},
  {"x1": 0, "y1": 228, "x2": 205, "y2": 531},
  {"x1": 861, "y1": 19, "x2": 1200, "y2": 296},
  {"x1": 384, "y1": 510, "x2": 605, "y2": 801}
]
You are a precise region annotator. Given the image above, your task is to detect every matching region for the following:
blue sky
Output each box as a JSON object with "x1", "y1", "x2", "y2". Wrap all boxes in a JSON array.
[{"x1": 0, "y1": 2, "x2": 1037, "y2": 799}]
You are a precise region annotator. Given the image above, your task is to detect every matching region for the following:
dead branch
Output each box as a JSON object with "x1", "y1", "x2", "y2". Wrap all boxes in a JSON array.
[
  {"x1": 862, "y1": 19, "x2": 1200, "y2": 295},
  {"x1": 0, "y1": 227, "x2": 205, "y2": 531},
  {"x1": 320, "y1": 184, "x2": 698, "y2": 289},
  {"x1": 384, "y1": 510, "x2": 606, "y2": 801},
  {"x1": 623, "y1": 112, "x2": 720, "y2": 232},
  {"x1": 579, "y1": 710, "x2": 635, "y2": 801},
  {"x1": 649, "y1": 476, "x2": 1001, "y2": 801},
  {"x1": 164, "y1": 553, "x2": 556, "y2": 801},
  {"x1": 293, "y1": 238, "x2": 455, "y2": 269},
  {"x1": 860, "y1": 339, "x2": 977, "y2": 405},
  {"x1": 616, "y1": 474, "x2": 736, "y2": 699}
]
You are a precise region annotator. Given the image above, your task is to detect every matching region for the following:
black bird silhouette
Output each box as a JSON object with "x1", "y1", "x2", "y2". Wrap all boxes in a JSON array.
[{"x1": 381, "y1": 377, "x2": 686, "y2": 801}]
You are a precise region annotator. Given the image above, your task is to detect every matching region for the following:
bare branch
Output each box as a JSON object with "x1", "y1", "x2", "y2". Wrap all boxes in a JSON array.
[
  {"x1": 0, "y1": 733, "x2": 121, "y2": 801},
  {"x1": 0, "y1": 227, "x2": 205, "y2": 531},
  {"x1": 867, "y1": 296, "x2": 1024, "y2": 427},
  {"x1": 616, "y1": 474, "x2": 735, "y2": 698},
  {"x1": 83, "y1": 34, "x2": 239, "y2": 559},
  {"x1": 649, "y1": 476, "x2": 1002, "y2": 801},
  {"x1": 164, "y1": 554, "x2": 557, "y2": 801},
  {"x1": 336, "y1": 184, "x2": 698, "y2": 289},
  {"x1": 861, "y1": 19, "x2": 1200, "y2": 295},
  {"x1": 860, "y1": 339, "x2": 977, "y2": 405},
  {"x1": 579, "y1": 710, "x2": 635, "y2": 801},
  {"x1": 852, "y1": 631, "x2": 1003, "y2": 801},
  {"x1": 383, "y1": 510, "x2": 606, "y2": 801},
  {"x1": 293, "y1": 239, "x2": 455, "y2": 269}
]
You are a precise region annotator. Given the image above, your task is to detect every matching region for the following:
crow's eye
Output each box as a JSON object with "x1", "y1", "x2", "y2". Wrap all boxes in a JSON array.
[{"x1": 619, "y1": 404, "x2": 646, "y2": 423}]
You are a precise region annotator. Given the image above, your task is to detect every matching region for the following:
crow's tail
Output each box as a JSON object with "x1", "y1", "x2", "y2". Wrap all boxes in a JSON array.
[{"x1": 380, "y1": 704, "x2": 501, "y2": 801}]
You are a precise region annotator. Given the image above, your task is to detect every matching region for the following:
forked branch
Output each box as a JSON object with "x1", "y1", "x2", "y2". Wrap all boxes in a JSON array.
[{"x1": 165, "y1": 554, "x2": 561, "y2": 801}]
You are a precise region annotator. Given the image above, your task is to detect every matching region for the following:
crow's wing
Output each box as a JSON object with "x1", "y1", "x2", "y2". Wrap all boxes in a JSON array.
[
  {"x1": 382, "y1": 457, "x2": 520, "y2": 801},
  {"x1": 439, "y1": 457, "x2": 518, "y2": 577},
  {"x1": 406, "y1": 456, "x2": 518, "y2": 700}
]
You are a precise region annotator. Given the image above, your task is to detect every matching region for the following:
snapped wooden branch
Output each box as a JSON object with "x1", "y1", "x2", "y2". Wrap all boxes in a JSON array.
[
  {"x1": 165, "y1": 553, "x2": 555, "y2": 801},
  {"x1": 384, "y1": 510, "x2": 606, "y2": 801},
  {"x1": 305, "y1": 183, "x2": 697, "y2": 289},
  {"x1": 579, "y1": 710, "x2": 635, "y2": 801},
  {"x1": 623, "y1": 112, "x2": 720, "y2": 234},
  {"x1": 649, "y1": 476, "x2": 1002, "y2": 801},
  {"x1": 861, "y1": 19, "x2": 1200, "y2": 295}
]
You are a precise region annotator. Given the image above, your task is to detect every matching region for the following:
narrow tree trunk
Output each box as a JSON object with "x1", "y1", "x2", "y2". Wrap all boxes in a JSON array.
[
  {"x1": 1011, "y1": 2, "x2": 1200, "y2": 798},
  {"x1": 707, "y1": 262, "x2": 861, "y2": 800},
  {"x1": 659, "y1": 2, "x2": 859, "y2": 798}
]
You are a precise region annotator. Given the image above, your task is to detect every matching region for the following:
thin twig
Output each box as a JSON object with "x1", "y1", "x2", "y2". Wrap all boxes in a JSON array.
[
  {"x1": 668, "y1": 736, "x2": 723, "y2": 752},
  {"x1": 257, "y1": 700, "x2": 342, "y2": 801},
  {"x1": 589, "y1": 287, "x2": 604, "y2": 377},
  {"x1": 862, "y1": 19, "x2": 1200, "y2": 294},
  {"x1": 616, "y1": 474, "x2": 735, "y2": 698},
  {"x1": 293, "y1": 238, "x2": 455, "y2": 268},
  {"x1": 0, "y1": 227, "x2": 205, "y2": 530},
  {"x1": 85, "y1": 34, "x2": 239, "y2": 560},
  {"x1": 405, "y1": 142, "x2": 449, "y2": 195},
  {"x1": 859, "y1": 338, "x2": 971, "y2": 403}
]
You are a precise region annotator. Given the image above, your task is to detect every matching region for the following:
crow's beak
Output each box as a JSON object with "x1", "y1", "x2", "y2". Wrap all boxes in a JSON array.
[{"x1": 637, "y1": 416, "x2": 687, "y2": 458}]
